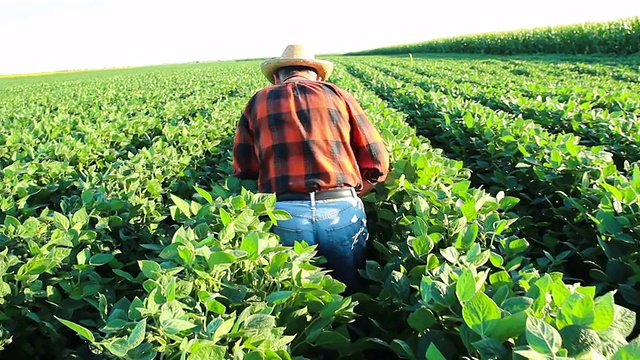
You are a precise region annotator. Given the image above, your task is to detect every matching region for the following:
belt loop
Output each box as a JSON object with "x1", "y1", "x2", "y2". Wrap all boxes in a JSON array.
[
  {"x1": 310, "y1": 191, "x2": 316, "y2": 207},
  {"x1": 350, "y1": 187, "x2": 357, "y2": 198}
]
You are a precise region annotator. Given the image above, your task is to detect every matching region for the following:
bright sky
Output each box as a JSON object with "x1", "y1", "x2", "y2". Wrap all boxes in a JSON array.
[{"x1": 1, "y1": 0, "x2": 639, "y2": 75}]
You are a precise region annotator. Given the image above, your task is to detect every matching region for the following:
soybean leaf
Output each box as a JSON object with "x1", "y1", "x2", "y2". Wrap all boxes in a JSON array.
[
  {"x1": 472, "y1": 338, "x2": 509, "y2": 359},
  {"x1": 462, "y1": 291, "x2": 501, "y2": 336},
  {"x1": 89, "y1": 253, "x2": 114, "y2": 266},
  {"x1": 611, "y1": 341, "x2": 640, "y2": 360},
  {"x1": 104, "y1": 338, "x2": 129, "y2": 357},
  {"x1": 525, "y1": 316, "x2": 561, "y2": 354},
  {"x1": 407, "y1": 308, "x2": 435, "y2": 332},
  {"x1": 138, "y1": 260, "x2": 162, "y2": 280},
  {"x1": 170, "y1": 194, "x2": 192, "y2": 217},
  {"x1": 266, "y1": 290, "x2": 292, "y2": 305},
  {"x1": 55, "y1": 316, "x2": 95, "y2": 342},
  {"x1": 162, "y1": 319, "x2": 196, "y2": 335},
  {"x1": 593, "y1": 291, "x2": 616, "y2": 331},
  {"x1": 456, "y1": 269, "x2": 477, "y2": 303},
  {"x1": 557, "y1": 293, "x2": 595, "y2": 329},
  {"x1": 489, "y1": 311, "x2": 528, "y2": 343},
  {"x1": 127, "y1": 318, "x2": 146, "y2": 349},
  {"x1": 390, "y1": 339, "x2": 417, "y2": 360},
  {"x1": 188, "y1": 344, "x2": 226, "y2": 360},
  {"x1": 425, "y1": 343, "x2": 447, "y2": 360},
  {"x1": 53, "y1": 212, "x2": 70, "y2": 231}
]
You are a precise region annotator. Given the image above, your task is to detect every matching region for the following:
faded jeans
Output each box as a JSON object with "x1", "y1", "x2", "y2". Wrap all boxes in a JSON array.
[{"x1": 272, "y1": 190, "x2": 369, "y2": 294}]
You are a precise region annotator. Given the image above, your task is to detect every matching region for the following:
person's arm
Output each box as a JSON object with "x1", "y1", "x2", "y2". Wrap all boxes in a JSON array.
[
  {"x1": 357, "y1": 179, "x2": 377, "y2": 196},
  {"x1": 342, "y1": 90, "x2": 390, "y2": 194},
  {"x1": 232, "y1": 106, "x2": 260, "y2": 180}
]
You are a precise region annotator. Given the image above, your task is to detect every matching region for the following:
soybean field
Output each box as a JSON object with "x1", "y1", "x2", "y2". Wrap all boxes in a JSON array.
[{"x1": 1, "y1": 52, "x2": 640, "y2": 359}]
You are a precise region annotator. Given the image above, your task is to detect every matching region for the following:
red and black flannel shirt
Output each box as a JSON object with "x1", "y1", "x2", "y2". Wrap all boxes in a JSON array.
[{"x1": 232, "y1": 76, "x2": 390, "y2": 194}]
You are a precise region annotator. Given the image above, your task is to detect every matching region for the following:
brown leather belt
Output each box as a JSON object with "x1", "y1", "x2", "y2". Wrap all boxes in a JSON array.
[{"x1": 276, "y1": 188, "x2": 356, "y2": 201}]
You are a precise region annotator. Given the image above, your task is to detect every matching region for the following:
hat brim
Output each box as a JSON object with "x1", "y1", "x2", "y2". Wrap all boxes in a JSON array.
[{"x1": 261, "y1": 58, "x2": 334, "y2": 84}]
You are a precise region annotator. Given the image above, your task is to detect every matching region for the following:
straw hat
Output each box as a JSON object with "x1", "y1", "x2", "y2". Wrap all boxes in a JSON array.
[{"x1": 261, "y1": 44, "x2": 334, "y2": 84}]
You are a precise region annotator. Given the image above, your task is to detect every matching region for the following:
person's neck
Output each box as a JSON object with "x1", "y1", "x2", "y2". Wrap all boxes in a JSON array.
[{"x1": 282, "y1": 73, "x2": 314, "y2": 83}]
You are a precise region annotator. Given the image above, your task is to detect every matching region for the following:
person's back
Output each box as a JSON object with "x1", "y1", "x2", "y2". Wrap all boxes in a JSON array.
[
  {"x1": 238, "y1": 75, "x2": 382, "y2": 195},
  {"x1": 232, "y1": 44, "x2": 390, "y2": 294}
]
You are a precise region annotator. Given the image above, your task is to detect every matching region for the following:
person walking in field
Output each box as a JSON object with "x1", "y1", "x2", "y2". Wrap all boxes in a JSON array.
[{"x1": 232, "y1": 44, "x2": 390, "y2": 294}]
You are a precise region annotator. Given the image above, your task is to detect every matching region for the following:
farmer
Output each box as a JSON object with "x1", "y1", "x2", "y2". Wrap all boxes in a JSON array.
[{"x1": 232, "y1": 44, "x2": 390, "y2": 294}]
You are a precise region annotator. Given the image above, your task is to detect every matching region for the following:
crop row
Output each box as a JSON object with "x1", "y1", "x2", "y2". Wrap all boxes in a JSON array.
[
  {"x1": 367, "y1": 57, "x2": 640, "y2": 166},
  {"x1": 340, "y1": 59, "x2": 640, "y2": 311}
]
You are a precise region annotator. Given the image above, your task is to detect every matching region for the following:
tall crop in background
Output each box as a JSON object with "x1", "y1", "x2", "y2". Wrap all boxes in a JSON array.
[{"x1": 347, "y1": 16, "x2": 640, "y2": 56}]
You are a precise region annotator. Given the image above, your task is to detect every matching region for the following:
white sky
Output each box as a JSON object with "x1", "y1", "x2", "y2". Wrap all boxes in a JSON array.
[{"x1": 1, "y1": 0, "x2": 639, "y2": 75}]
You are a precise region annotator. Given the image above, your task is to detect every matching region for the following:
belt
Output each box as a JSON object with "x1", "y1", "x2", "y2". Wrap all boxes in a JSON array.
[{"x1": 276, "y1": 188, "x2": 356, "y2": 201}]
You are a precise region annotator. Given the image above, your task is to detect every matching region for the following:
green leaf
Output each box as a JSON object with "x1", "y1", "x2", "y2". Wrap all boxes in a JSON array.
[
  {"x1": 213, "y1": 317, "x2": 235, "y2": 341},
  {"x1": 472, "y1": 338, "x2": 509, "y2": 359},
  {"x1": 231, "y1": 196, "x2": 246, "y2": 210},
  {"x1": 194, "y1": 186, "x2": 214, "y2": 205},
  {"x1": 550, "y1": 278, "x2": 571, "y2": 308},
  {"x1": 507, "y1": 238, "x2": 529, "y2": 254},
  {"x1": 3, "y1": 215, "x2": 20, "y2": 229},
  {"x1": 525, "y1": 316, "x2": 562, "y2": 354},
  {"x1": 489, "y1": 252, "x2": 504, "y2": 267},
  {"x1": 314, "y1": 330, "x2": 351, "y2": 347},
  {"x1": 420, "y1": 276, "x2": 432, "y2": 304},
  {"x1": 178, "y1": 245, "x2": 195, "y2": 266},
  {"x1": 170, "y1": 194, "x2": 192, "y2": 217},
  {"x1": 266, "y1": 290, "x2": 292, "y2": 305},
  {"x1": 188, "y1": 343, "x2": 227, "y2": 360},
  {"x1": 127, "y1": 318, "x2": 146, "y2": 349},
  {"x1": 440, "y1": 247, "x2": 459, "y2": 264},
  {"x1": 513, "y1": 348, "x2": 554, "y2": 360},
  {"x1": 161, "y1": 319, "x2": 196, "y2": 335},
  {"x1": 89, "y1": 253, "x2": 115, "y2": 266},
  {"x1": 219, "y1": 208, "x2": 232, "y2": 227},
  {"x1": 113, "y1": 269, "x2": 137, "y2": 282},
  {"x1": 244, "y1": 314, "x2": 276, "y2": 330},
  {"x1": 166, "y1": 277, "x2": 176, "y2": 302},
  {"x1": 600, "y1": 304, "x2": 636, "y2": 339},
  {"x1": 593, "y1": 291, "x2": 615, "y2": 331},
  {"x1": 104, "y1": 338, "x2": 129, "y2": 357},
  {"x1": 55, "y1": 316, "x2": 95, "y2": 342},
  {"x1": 53, "y1": 212, "x2": 70, "y2": 231},
  {"x1": 456, "y1": 269, "x2": 477, "y2": 303},
  {"x1": 72, "y1": 208, "x2": 89, "y2": 227},
  {"x1": 489, "y1": 311, "x2": 528, "y2": 343},
  {"x1": 501, "y1": 296, "x2": 533, "y2": 314},
  {"x1": 129, "y1": 297, "x2": 144, "y2": 321},
  {"x1": 138, "y1": 260, "x2": 162, "y2": 280},
  {"x1": 425, "y1": 343, "x2": 447, "y2": 360},
  {"x1": 611, "y1": 341, "x2": 640, "y2": 360},
  {"x1": 407, "y1": 308, "x2": 435, "y2": 332},
  {"x1": 208, "y1": 251, "x2": 237, "y2": 267},
  {"x1": 462, "y1": 291, "x2": 501, "y2": 336},
  {"x1": 489, "y1": 270, "x2": 511, "y2": 286},
  {"x1": 390, "y1": 339, "x2": 417, "y2": 360},
  {"x1": 240, "y1": 232, "x2": 260, "y2": 260},
  {"x1": 557, "y1": 293, "x2": 595, "y2": 329},
  {"x1": 412, "y1": 235, "x2": 434, "y2": 256},
  {"x1": 384, "y1": 270, "x2": 410, "y2": 301}
]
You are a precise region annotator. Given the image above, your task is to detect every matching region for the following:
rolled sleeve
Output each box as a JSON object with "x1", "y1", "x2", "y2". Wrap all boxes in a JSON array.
[
  {"x1": 344, "y1": 92, "x2": 390, "y2": 184},
  {"x1": 232, "y1": 112, "x2": 259, "y2": 179}
]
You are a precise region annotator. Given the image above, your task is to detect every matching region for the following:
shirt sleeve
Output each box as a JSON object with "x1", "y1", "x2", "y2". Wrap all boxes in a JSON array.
[
  {"x1": 342, "y1": 89, "x2": 390, "y2": 184},
  {"x1": 232, "y1": 105, "x2": 260, "y2": 180}
]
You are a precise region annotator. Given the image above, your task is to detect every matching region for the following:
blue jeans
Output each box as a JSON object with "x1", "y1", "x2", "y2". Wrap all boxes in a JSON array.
[{"x1": 272, "y1": 191, "x2": 369, "y2": 294}]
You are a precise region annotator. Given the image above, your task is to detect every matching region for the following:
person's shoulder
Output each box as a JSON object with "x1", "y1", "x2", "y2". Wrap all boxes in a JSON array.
[
  {"x1": 246, "y1": 85, "x2": 277, "y2": 102},
  {"x1": 316, "y1": 81, "x2": 352, "y2": 96}
]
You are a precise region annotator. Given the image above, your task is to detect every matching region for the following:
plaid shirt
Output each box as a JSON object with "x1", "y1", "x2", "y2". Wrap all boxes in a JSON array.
[{"x1": 232, "y1": 76, "x2": 389, "y2": 194}]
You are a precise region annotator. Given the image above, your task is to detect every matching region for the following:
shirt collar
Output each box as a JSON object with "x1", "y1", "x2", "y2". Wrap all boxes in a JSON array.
[{"x1": 282, "y1": 74, "x2": 312, "y2": 83}]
